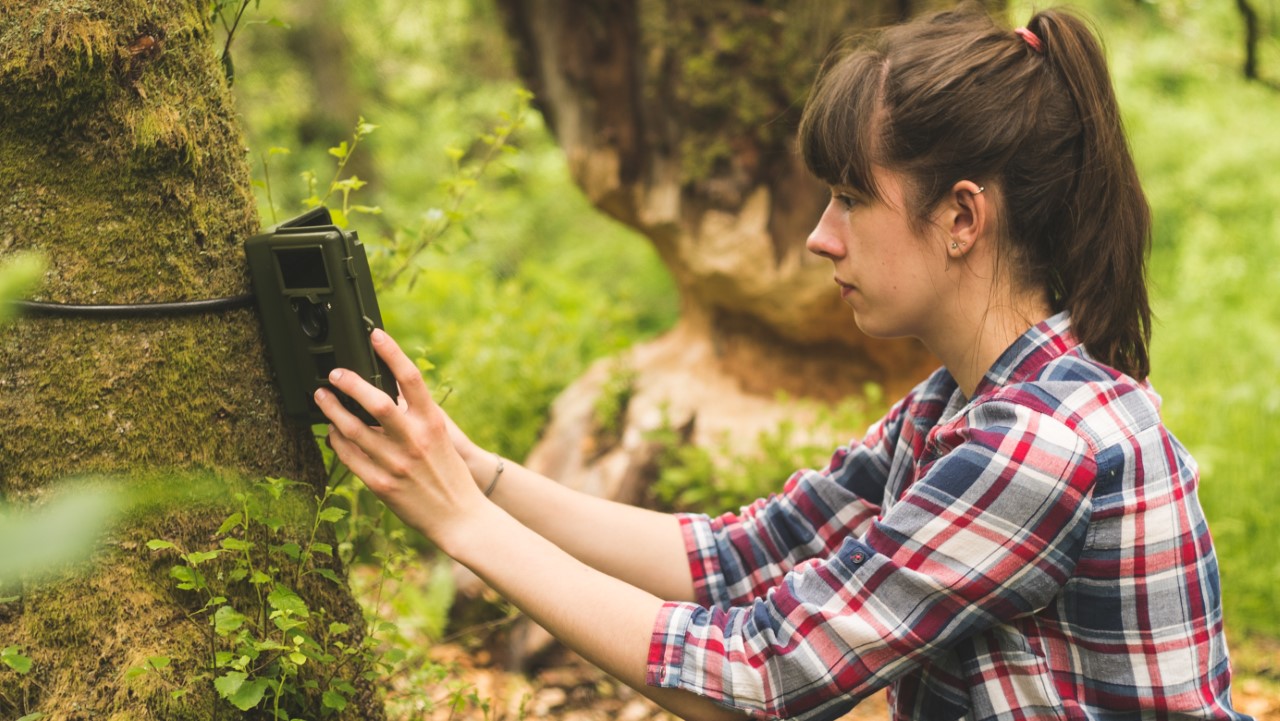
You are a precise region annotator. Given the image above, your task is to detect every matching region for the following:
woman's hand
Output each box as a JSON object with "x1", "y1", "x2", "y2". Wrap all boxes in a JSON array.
[{"x1": 314, "y1": 328, "x2": 484, "y2": 547}]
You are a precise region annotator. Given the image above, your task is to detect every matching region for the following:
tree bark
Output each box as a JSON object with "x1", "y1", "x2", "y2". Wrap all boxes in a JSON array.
[
  {"x1": 0, "y1": 2, "x2": 380, "y2": 718},
  {"x1": 491, "y1": 1, "x2": 969, "y2": 494}
]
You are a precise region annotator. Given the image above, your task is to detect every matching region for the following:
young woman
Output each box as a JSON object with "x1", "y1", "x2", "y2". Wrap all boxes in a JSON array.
[{"x1": 314, "y1": 6, "x2": 1249, "y2": 720}]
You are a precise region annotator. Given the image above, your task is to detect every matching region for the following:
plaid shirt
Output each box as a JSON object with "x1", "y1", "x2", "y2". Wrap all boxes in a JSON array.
[{"x1": 647, "y1": 313, "x2": 1249, "y2": 721}]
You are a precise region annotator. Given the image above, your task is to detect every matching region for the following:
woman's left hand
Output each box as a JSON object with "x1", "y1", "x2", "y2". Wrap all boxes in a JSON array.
[{"x1": 314, "y1": 328, "x2": 485, "y2": 547}]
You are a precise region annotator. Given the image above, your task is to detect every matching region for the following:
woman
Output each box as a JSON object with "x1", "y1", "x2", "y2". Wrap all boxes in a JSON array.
[{"x1": 315, "y1": 6, "x2": 1249, "y2": 720}]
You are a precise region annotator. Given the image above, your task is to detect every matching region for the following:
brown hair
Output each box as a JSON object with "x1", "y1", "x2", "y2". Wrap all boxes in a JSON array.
[{"x1": 798, "y1": 5, "x2": 1153, "y2": 379}]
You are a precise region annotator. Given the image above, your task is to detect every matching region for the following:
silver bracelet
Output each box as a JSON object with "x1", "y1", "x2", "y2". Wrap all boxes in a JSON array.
[{"x1": 483, "y1": 454, "x2": 505, "y2": 497}]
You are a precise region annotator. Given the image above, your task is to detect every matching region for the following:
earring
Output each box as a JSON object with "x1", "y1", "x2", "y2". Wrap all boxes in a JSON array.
[
  {"x1": 975, "y1": 186, "x2": 985, "y2": 194},
  {"x1": 951, "y1": 242, "x2": 959, "y2": 250}
]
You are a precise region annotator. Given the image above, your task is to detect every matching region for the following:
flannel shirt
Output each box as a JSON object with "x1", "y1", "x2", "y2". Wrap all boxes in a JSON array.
[{"x1": 646, "y1": 313, "x2": 1249, "y2": 721}]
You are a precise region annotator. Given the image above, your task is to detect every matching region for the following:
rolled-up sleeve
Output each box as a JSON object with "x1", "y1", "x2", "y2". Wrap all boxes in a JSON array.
[{"x1": 647, "y1": 403, "x2": 1098, "y2": 720}]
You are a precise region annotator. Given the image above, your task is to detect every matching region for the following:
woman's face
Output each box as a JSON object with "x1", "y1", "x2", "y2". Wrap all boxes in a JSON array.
[{"x1": 805, "y1": 167, "x2": 951, "y2": 340}]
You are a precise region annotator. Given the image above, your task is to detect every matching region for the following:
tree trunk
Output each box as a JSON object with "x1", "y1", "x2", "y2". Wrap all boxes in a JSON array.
[
  {"x1": 485, "y1": 0, "x2": 990, "y2": 667},
  {"x1": 493, "y1": 1, "x2": 970, "y2": 492},
  {"x1": 0, "y1": 2, "x2": 380, "y2": 718}
]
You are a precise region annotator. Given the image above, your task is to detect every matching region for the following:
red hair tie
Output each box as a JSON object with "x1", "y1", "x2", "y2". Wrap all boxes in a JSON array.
[{"x1": 1015, "y1": 27, "x2": 1043, "y2": 53}]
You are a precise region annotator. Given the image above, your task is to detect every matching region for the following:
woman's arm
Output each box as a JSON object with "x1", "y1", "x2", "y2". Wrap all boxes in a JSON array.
[
  {"x1": 315, "y1": 330, "x2": 746, "y2": 719},
  {"x1": 455, "y1": 448, "x2": 698, "y2": 603}
]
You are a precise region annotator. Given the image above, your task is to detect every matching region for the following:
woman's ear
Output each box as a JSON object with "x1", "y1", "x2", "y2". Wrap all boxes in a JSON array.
[{"x1": 944, "y1": 180, "x2": 988, "y2": 259}]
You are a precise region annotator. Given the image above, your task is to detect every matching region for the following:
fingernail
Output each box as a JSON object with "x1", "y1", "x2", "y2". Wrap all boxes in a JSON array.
[
  {"x1": 371, "y1": 328, "x2": 387, "y2": 343},
  {"x1": 315, "y1": 388, "x2": 328, "y2": 401},
  {"x1": 329, "y1": 369, "x2": 344, "y2": 382}
]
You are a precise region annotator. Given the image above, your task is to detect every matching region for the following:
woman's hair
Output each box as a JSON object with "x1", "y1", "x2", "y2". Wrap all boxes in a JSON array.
[{"x1": 798, "y1": 4, "x2": 1153, "y2": 379}]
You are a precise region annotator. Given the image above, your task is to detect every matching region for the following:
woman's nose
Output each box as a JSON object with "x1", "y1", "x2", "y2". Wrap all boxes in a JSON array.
[{"x1": 806, "y1": 203, "x2": 845, "y2": 260}]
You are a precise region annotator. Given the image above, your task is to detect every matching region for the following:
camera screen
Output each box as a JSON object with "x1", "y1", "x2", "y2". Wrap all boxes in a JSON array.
[{"x1": 275, "y1": 246, "x2": 331, "y2": 290}]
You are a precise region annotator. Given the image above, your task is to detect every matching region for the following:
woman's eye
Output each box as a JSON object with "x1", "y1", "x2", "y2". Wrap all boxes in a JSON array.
[{"x1": 834, "y1": 193, "x2": 857, "y2": 210}]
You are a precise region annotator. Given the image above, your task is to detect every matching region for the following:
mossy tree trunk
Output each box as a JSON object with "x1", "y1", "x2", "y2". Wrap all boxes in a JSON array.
[{"x1": 0, "y1": 2, "x2": 381, "y2": 718}]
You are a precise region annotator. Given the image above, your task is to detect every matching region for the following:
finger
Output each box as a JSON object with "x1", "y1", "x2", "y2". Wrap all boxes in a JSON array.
[
  {"x1": 314, "y1": 386, "x2": 394, "y2": 452},
  {"x1": 327, "y1": 426, "x2": 387, "y2": 494},
  {"x1": 324, "y1": 366, "x2": 407, "y2": 437},
  {"x1": 369, "y1": 329, "x2": 435, "y2": 413}
]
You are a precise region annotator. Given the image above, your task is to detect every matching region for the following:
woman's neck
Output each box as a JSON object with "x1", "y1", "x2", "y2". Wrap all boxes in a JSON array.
[{"x1": 925, "y1": 292, "x2": 1054, "y2": 399}]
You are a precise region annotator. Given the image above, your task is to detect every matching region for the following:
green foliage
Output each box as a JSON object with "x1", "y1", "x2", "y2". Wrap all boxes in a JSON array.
[
  {"x1": 650, "y1": 387, "x2": 886, "y2": 514},
  {"x1": 145, "y1": 477, "x2": 362, "y2": 717}
]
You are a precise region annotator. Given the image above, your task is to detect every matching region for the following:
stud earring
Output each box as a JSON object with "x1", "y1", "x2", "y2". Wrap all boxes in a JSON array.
[
  {"x1": 975, "y1": 186, "x2": 985, "y2": 194},
  {"x1": 951, "y1": 242, "x2": 959, "y2": 250}
]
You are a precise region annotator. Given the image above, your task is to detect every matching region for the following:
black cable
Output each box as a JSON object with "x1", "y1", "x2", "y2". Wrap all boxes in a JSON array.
[{"x1": 14, "y1": 293, "x2": 255, "y2": 318}]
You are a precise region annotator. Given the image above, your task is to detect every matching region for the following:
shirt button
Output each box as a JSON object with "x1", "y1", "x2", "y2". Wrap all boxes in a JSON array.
[{"x1": 851, "y1": 552, "x2": 866, "y2": 563}]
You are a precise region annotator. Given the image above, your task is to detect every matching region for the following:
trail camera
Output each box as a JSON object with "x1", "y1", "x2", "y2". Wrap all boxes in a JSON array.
[{"x1": 245, "y1": 207, "x2": 397, "y2": 425}]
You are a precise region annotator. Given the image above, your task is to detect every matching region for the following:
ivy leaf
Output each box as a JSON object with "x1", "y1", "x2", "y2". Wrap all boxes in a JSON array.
[{"x1": 328, "y1": 141, "x2": 349, "y2": 160}]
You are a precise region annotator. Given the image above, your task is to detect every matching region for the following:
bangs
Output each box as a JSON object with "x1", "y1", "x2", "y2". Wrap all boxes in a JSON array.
[{"x1": 797, "y1": 50, "x2": 887, "y2": 201}]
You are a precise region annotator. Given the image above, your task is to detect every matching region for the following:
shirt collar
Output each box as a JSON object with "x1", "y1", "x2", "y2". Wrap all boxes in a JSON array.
[{"x1": 972, "y1": 310, "x2": 1078, "y2": 398}]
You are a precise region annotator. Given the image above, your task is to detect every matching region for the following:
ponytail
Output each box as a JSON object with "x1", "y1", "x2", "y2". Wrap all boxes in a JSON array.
[
  {"x1": 799, "y1": 5, "x2": 1153, "y2": 379},
  {"x1": 1028, "y1": 9, "x2": 1153, "y2": 379}
]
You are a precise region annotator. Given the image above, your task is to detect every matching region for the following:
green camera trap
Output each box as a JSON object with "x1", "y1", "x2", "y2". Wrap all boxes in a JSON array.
[{"x1": 245, "y1": 207, "x2": 397, "y2": 425}]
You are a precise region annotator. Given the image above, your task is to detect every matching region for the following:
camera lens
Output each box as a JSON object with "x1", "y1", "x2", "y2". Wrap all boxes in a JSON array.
[{"x1": 292, "y1": 298, "x2": 329, "y2": 342}]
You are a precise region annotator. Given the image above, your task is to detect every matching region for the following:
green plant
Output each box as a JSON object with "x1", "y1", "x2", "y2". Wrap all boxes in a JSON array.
[
  {"x1": 145, "y1": 477, "x2": 361, "y2": 717},
  {"x1": 380, "y1": 87, "x2": 534, "y2": 288}
]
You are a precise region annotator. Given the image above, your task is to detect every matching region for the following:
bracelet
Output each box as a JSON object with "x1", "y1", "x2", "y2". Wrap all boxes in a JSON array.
[{"x1": 483, "y1": 455, "x2": 505, "y2": 497}]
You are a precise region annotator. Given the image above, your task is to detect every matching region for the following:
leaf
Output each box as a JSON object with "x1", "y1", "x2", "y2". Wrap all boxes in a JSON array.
[
  {"x1": 216, "y1": 512, "x2": 243, "y2": 536},
  {"x1": 322, "y1": 689, "x2": 348, "y2": 711},
  {"x1": 228, "y1": 678, "x2": 269, "y2": 711},
  {"x1": 288, "y1": 651, "x2": 308, "y2": 665},
  {"x1": 328, "y1": 622, "x2": 350, "y2": 636},
  {"x1": 267, "y1": 145, "x2": 291, "y2": 155},
  {"x1": 3, "y1": 646, "x2": 34, "y2": 674},
  {"x1": 124, "y1": 667, "x2": 147, "y2": 680},
  {"x1": 309, "y1": 541, "x2": 333, "y2": 557},
  {"x1": 183, "y1": 550, "x2": 221, "y2": 566},
  {"x1": 267, "y1": 586, "x2": 308, "y2": 617},
  {"x1": 0, "y1": 595, "x2": 19, "y2": 603},
  {"x1": 146, "y1": 539, "x2": 175, "y2": 551},
  {"x1": 147, "y1": 655, "x2": 171, "y2": 669},
  {"x1": 214, "y1": 670, "x2": 246, "y2": 698},
  {"x1": 220, "y1": 538, "x2": 253, "y2": 552},
  {"x1": 250, "y1": 570, "x2": 272, "y2": 585},
  {"x1": 317, "y1": 507, "x2": 346, "y2": 524},
  {"x1": 328, "y1": 141, "x2": 349, "y2": 160},
  {"x1": 16, "y1": 713, "x2": 44, "y2": 721},
  {"x1": 214, "y1": 605, "x2": 247, "y2": 636},
  {"x1": 312, "y1": 567, "x2": 342, "y2": 585}
]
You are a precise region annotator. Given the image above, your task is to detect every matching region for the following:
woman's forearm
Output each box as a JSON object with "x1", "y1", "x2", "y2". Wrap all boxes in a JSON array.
[
  {"x1": 437, "y1": 501, "x2": 747, "y2": 721},
  {"x1": 460, "y1": 451, "x2": 698, "y2": 603}
]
